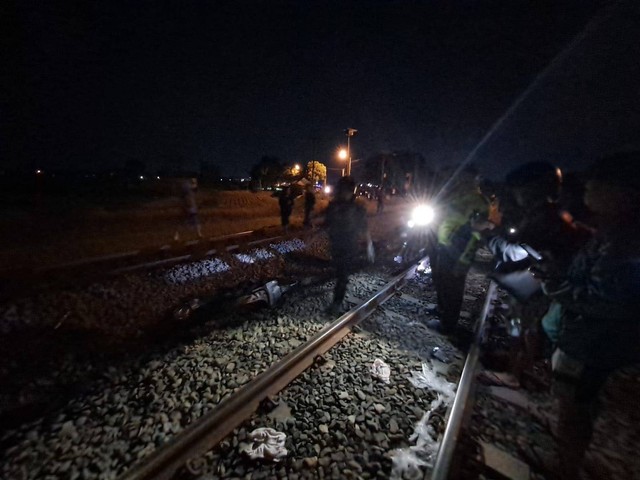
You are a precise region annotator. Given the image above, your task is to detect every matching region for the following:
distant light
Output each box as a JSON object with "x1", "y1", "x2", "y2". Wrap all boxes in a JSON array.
[
  {"x1": 139, "y1": 175, "x2": 145, "y2": 180},
  {"x1": 324, "y1": 186, "x2": 331, "y2": 194},
  {"x1": 338, "y1": 149, "x2": 348, "y2": 160},
  {"x1": 156, "y1": 176, "x2": 161, "y2": 180},
  {"x1": 509, "y1": 227, "x2": 517, "y2": 234},
  {"x1": 35, "y1": 169, "x2": 43, "y2": 175},
  {"x1": 294, "y1": 164, "x2": 301, "y2": 171}
]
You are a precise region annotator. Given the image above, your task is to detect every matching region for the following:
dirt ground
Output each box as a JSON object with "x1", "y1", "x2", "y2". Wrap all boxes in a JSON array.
[{"x1": 0, "y1": 189, "x2": 341, "y2": 271}]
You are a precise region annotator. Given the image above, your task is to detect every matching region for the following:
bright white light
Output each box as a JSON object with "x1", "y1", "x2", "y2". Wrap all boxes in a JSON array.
[
  {"x1": 324, "y1": 186, "x2": 332, "y2": 194},
  {"x1": 338, "y1": 149, "x2": 348, "y2": 160},
  {"x1": 509, "y1": 227, "x2": 517, "y2": 234},
  {"x1": 35, "y1": 169, "x2": 42, "y2": 174},
  {"x1": 410, "y1": 205, "x2": 435, "y2": 227},
  {"x1": 139, "y1": 175, "x2": 144, "y2": 180}
]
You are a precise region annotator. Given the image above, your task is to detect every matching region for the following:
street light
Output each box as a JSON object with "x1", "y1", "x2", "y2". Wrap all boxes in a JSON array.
[
  {"x1": 337, "y1": 148, "x2": 348, "y2": 177},
  {"x1": 344, "y1": 128, "x2": 357, "y2": 176}
]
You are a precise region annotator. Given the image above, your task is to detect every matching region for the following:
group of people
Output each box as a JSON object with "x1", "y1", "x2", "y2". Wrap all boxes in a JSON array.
[
  {"x1": 423, "y1": 154, "x2": 640, "y2": 479},
  {"x1": 173, "y1": 179, "x2": 319, "y2": 241},
  {"x1": 278, "y1": 184, "x2": 316, "y2": 233}
]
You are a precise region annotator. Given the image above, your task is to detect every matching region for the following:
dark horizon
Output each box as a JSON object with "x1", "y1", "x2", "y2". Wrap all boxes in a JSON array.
[{"x1": 5, "y1": 1, "x2": 640, "y2": 180}]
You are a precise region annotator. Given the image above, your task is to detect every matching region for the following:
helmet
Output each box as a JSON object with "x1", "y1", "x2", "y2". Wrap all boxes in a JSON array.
[
  {"x1": 505, "y1": 161, "x2": 562, "y2": 188},
  {"x1": 505, "y1": 161, "x2": 561, "y2": 203}
]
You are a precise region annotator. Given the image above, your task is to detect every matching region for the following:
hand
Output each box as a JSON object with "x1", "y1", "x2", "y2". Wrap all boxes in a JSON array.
[{"x1": 470, "y1": 218, "x2": 495, "y2": 232}]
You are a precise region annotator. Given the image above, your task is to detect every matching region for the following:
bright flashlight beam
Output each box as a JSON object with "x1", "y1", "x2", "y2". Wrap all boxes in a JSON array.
[
  {"x1": 434, "y1": 7, "x2": 604, "y2": 203},
  {"x1": 411, "y1": 205, "x2": 435, "y2": 226}
]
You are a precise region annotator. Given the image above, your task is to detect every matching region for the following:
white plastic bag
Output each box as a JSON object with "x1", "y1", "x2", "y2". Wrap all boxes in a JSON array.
[
  {"x1": 239, "y1": 427, "x2": 288, "y2": 462},
  {"x1": 371, "y1": 359, "x2": 391, "y2": 383}
]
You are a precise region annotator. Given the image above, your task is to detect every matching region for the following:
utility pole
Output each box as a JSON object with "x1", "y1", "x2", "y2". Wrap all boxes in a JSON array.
[{"x1": 344, "y1": 128, "x2": 357, "y2": 176}]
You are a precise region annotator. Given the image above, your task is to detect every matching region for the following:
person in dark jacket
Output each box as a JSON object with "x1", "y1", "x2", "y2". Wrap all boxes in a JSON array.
[
  {"x1": 303, "y1": 184, "x2": 316, "y2": 228},
  {"x1": 542, "y1": 153, "x2": 640, "y2": 479},
  {"x1": 491, "y1": 162, "x2": 591, "y2": 278},
  {"x1": 475, "y1": 162, "x2": 591, "y2": 387},
  {"x1": 325, "y1": 176, "x2": 374, "y2": 313},
  {"x1": 279, "y1": 186, "x2": 294, "y2": 233}
]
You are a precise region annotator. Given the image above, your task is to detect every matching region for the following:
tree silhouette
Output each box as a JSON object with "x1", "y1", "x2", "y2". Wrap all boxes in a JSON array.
[
  {"x1": 362, "y1": 151, "x2": 434, "y2": 194},
  {"x1": 306, "y1": 161, "x2": 327, "y2": 183},
  {"x1": 250, "y1": 156, "x2": 284, "y2": 189}
]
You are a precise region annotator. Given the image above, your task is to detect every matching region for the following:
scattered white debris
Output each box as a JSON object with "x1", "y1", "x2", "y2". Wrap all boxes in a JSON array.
[
  {"x1": 391, "y1": 395, "x2": 446, "y2": 478},
  {"x1": 269, "y1": 239, "x2": 306, "y2": 254},
  {"x1": 239, "y1": 428, "x2": 288, "y2": 462},
  {"x1": 391, "y1": 363, "x2": 458, "y2": 478},
  {"x1": 371, "y1": 359, "x2": 391, "y2": 384},
  {"x1": 408, "y1": 362, "x2": 456, "y2": 400},
  {"x1": 164, "y1": 258, "x2": 230, "y2": 285},
  {"x1": 234, "y1": 248, "x2": 275, "y2": 264},
  {"x1": 416, "y1": 259, "x2": 432, "y2": 274}
]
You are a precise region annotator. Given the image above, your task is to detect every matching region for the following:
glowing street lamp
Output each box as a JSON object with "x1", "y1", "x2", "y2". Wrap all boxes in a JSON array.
[
  {"x1": 337, "y1": 149, "x2": 348, "y2": 177},
  {"x1": 341, "y1": 128, "x2": 357, "y2": 176}
]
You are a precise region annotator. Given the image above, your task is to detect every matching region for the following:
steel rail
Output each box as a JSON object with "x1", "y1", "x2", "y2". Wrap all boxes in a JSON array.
[
  {"x1": 430, "y1": 280, "x2": 497, "y2": 480},
  {"x1": 0, "y1": 230, "x2": 293, "y2": 300},
  {"x1": 33, "y1": 230, "x2": 257, "y2": 273},
  {"x1": 108, "y1": 234, "x2": 289, "y2": 275},
  {"x1": 119, "y1": 257, "x2": 428, "y2": 480}
]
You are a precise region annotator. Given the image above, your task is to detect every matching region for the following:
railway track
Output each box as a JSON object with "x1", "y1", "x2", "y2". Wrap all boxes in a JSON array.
[
  {"x1": 0, "y1": 227, "x2": 293, "y2": 301},
  {"x1": 2, "y1": 211, "x2": 635, "y2": 479},
  {"x1": 2, "y1": 247, "x2": 495, "y2": 479},
  {"x1": 115, "y1": 267, "x2": 499, "y2": 480},
  {"x1": 119, "y1": 258, "x2": 436, "y2": 480}
]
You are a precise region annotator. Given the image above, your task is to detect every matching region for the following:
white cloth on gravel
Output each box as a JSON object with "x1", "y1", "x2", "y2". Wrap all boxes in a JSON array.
[
  {"x1": 391, "y1": 363, "x2": 458, "y2": 478},
  {"x1": 240, "y1": 428, "x2": 287, "y2": 461},
  {"x1": 408, "y1": 362, "x2": 456, "y2": 400},
  {"x1": 391, "y1": 395, "x2": 445, "y2": 478},
  {"x1": 371, "y1": 358, "x2": 391, "y2": 383}
]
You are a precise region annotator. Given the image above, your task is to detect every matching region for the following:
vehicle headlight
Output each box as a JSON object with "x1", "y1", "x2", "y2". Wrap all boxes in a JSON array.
[{"x1": 408, "y1": 204, "x2": 435, "y2": 227}]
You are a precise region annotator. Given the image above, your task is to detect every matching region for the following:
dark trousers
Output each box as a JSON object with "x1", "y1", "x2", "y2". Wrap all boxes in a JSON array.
[
  {"x1": 280, "y1": 210, "x2": 291, "y2": 227},
  {"x1": 303, "y1": 207, "x2": 312, "y2": 226},
  {"x1": 334, "y1": 265, "x2": 349, "y2": 305},
  {"x1": 331, "y1": 251, "x2": 356, "y2": 305},
  {"x1": 431, "y1": 246, "x2": 469, "y2": 333}
]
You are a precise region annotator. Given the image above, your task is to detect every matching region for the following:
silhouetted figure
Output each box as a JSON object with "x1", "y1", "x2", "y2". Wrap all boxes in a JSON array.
[
  {"x1": 477, "y1": 162, "x2": 591, "y2": 387},
  {"x1": 376, "y1": 187, "x2": 385, "y2": 214},
  {"x1": 427, "y1": 167, "x2": 489, "y2": 335},
  {"x1": 326, "y1": 176, "x2": 374, "y2": 313},
  {"x1": 543, "y1": 153, "x2": 640, "y2": 479},
  {"x1": 174, "y1": 178, "x2": 202, "y2": 241},
  {"x1": 303, "y1": 184, "x2": 316, "y2": 228},
  {"x1": 279, "y1": 186, "x2": 294, "y2": 233}
]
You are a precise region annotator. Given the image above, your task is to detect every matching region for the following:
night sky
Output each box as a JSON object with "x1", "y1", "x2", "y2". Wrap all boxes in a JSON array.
[{"x1": 5, "y1": 1, "x2": 640, "y2": 179}]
